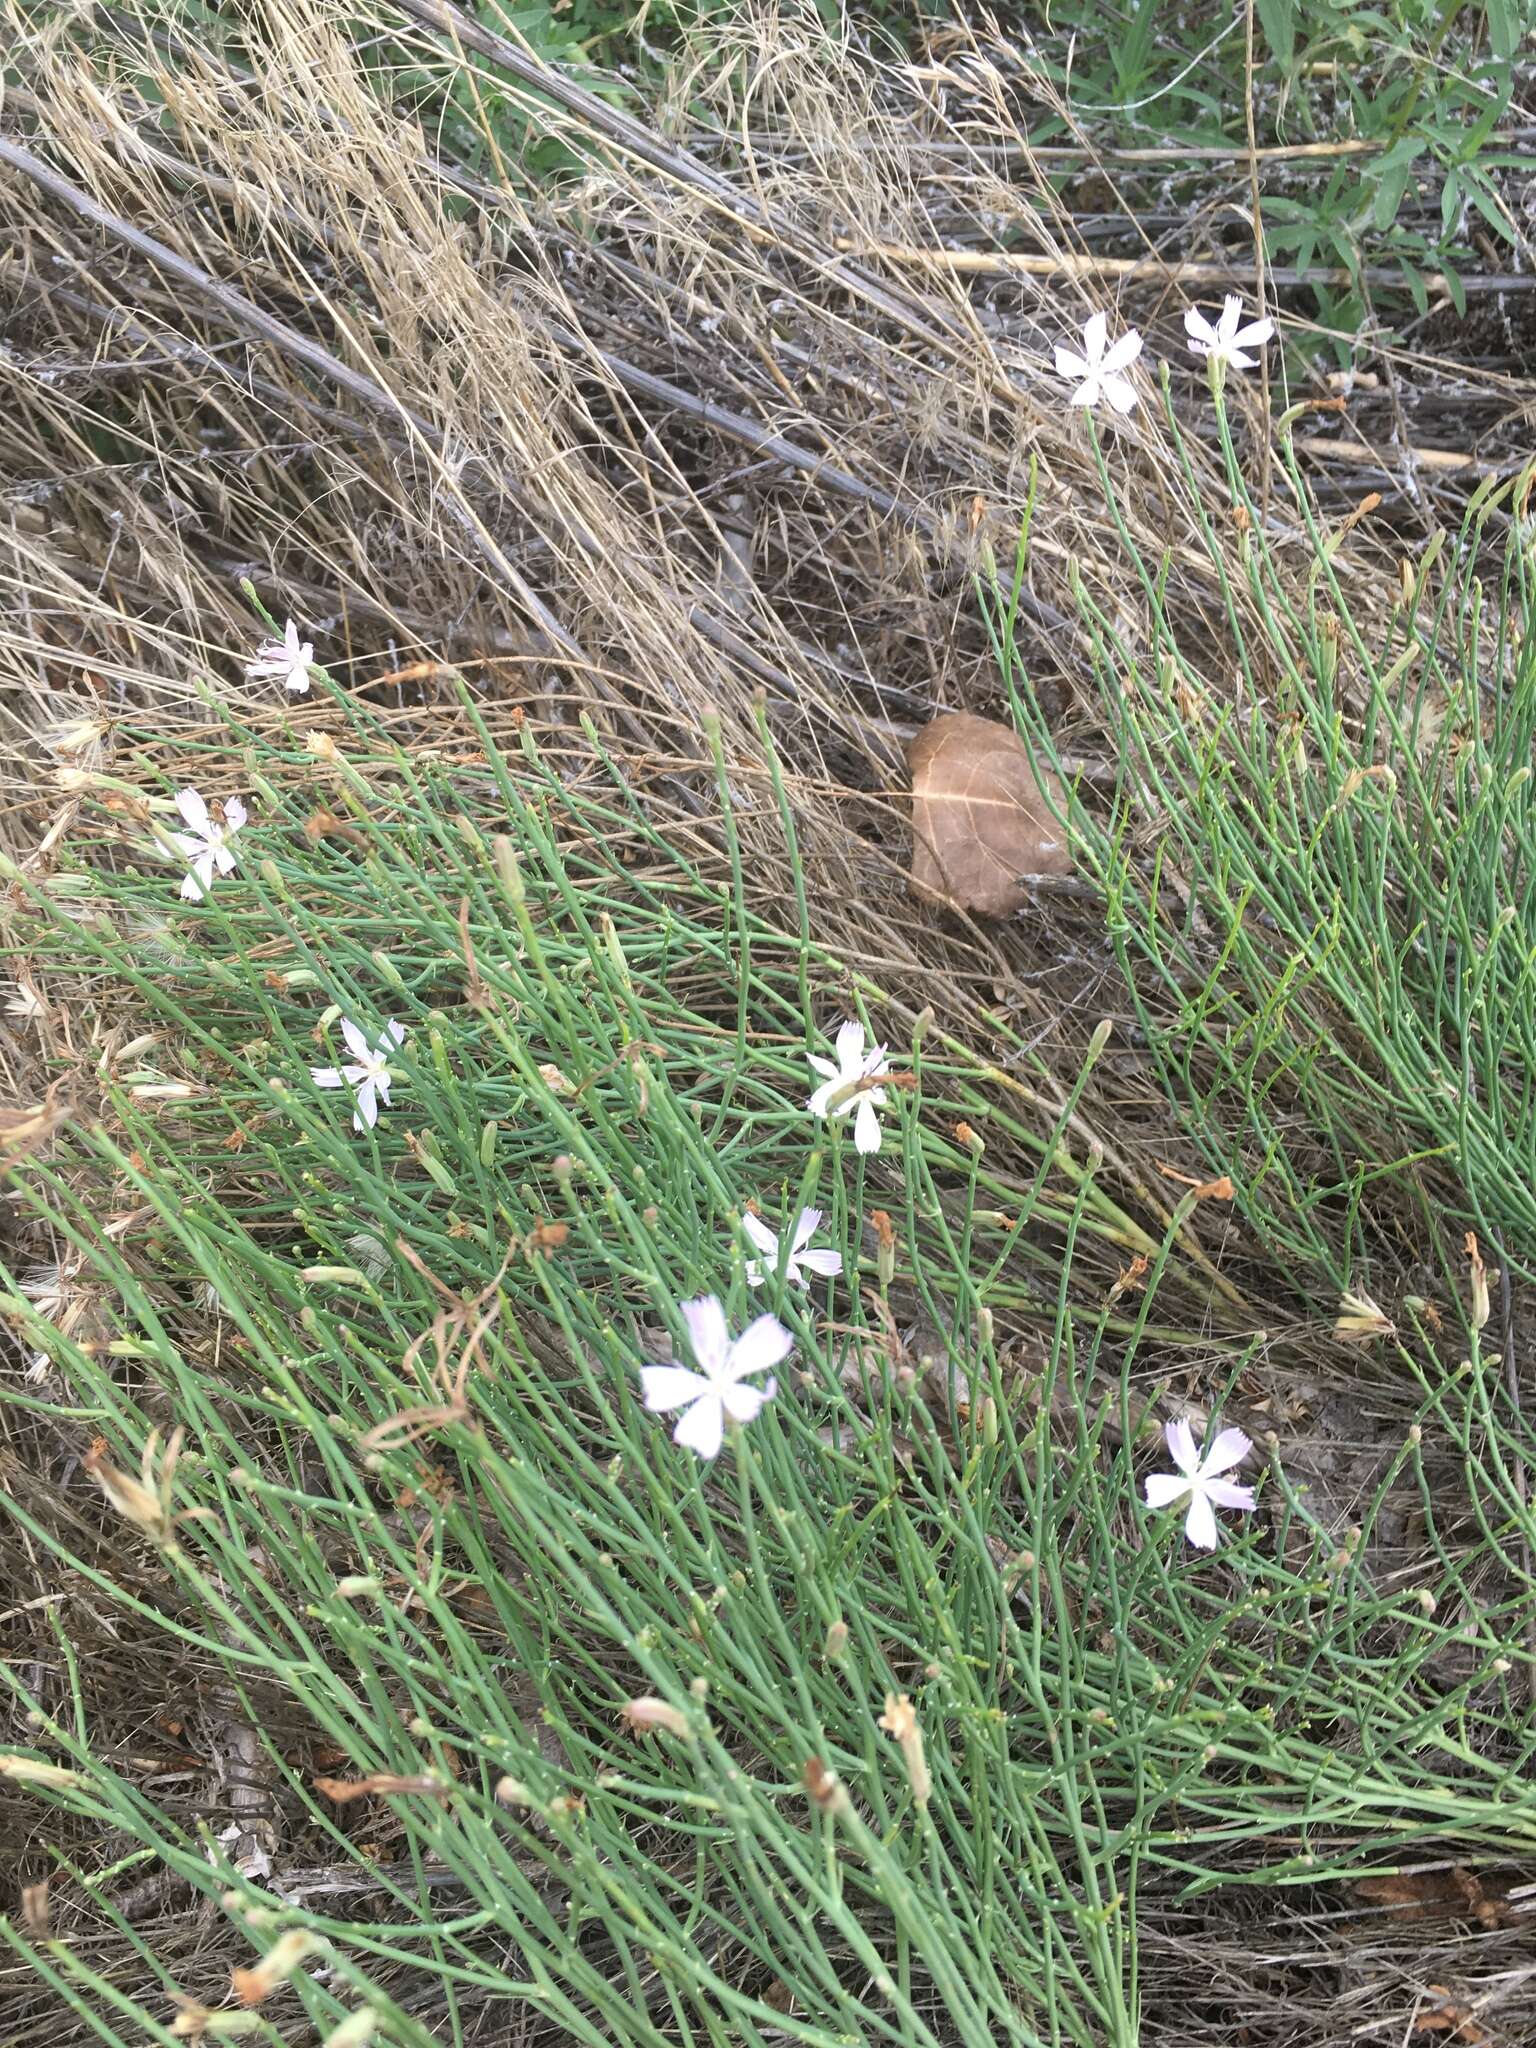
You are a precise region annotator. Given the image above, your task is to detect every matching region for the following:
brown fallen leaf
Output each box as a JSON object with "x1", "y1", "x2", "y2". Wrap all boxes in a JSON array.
[
  {"x1": 1353, "y1": 1866, "x2": 1517, "y2": 1928},
  {"x1": 1413, "y1": 1987, "x2": 1487, "y2": 2043},
  {"x1": 907, "y1": 711, "x2": 1071, "y2": 916}
]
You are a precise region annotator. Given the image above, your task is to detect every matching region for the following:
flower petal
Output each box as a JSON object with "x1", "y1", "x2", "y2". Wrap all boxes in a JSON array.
[
  {"x1": 1101, "y1": 374, "x2": 1139, "y2": 414},
  {"x1": 807, "y1": 1081, "x2": 839, "y2": 1118},
  {"x1": 806, "y1": 1053, "x2": 839, "y2": 1080},
  {"x1": 286, "y1": 669, "x2": 312, "y2": 695},
  {"x1": 741, "y1": 1212, "x2": 779, "y2": 1258},
  {"x1": 340, "y1": 1018, "x2": 371, "y2": 1063},
  {"x1": 1184, "y1": 307, "x2": 1218, "y2": 350},
  {"x1": 673, "y1": 1391, "x2": 725, "y2": 1459},
  {"x1": 640, "y1": 1365, "x2": 712, "y2": 1413},
  {"x1": 180, "y1": 869, "x2": 207, "y2": 902},
  {"x1": 1144, "y1": 1472, "x2": 1191, "y2": 1509},
  {"x1": 1217, "y1": 294, "x2": 1244, "y2": 343},
  {"x1": 1054, "y1": 345, "x2": 1089, "y2": 381},
  {"x1": 1184, "y1": 1490, "x2": 1220, "y2": 1550},
  {"x1": 853, "y1": 1095, "x2": 882, "y2": 1154},
  {"x1": 680, "y1": 1295, "x2": 730, "y2": 1375},
  {"x1": 1100, "y1": 328, "x2": 1143, "y2": 375},
  {"x1": 1204, "y1": 1478, "x2": 1256, "y2": 1512},
  {"x1": 310, "y1": 1066, "x2": 344, "y2": 1088},
  {"x1": 1164, "y1": 1418, "x2": 1200, "y2": 1476},
  {"x1": 727, "y1": 1312, "x2": 794, "y2": 1382},
  {"x1": 1199, "y1": 1427, "x2": 1251, "y2": 1478},
  {"x1": 382, "y1": 1020, "x2": 407, "y2": 1051},
  {"x1": 790, "y1": 1207, "x2": 823, "y2": 1250},
  {"x1": 224, "y1": 797, "x2": 248, "y2": 830},
  {"x1": 175, "y1": 788, "x2": 211, "y2": 832},
  {"x1": 833, "y1": 1018, "x2": 866, "y2": 1074},
  {"x1": 1081, "y1": 310, "x2": 1107, "y2": 366},
  {"x1": 1068, "y1": 376, "x2": 1099, "y2": 408},
  {"x1": 721, "y1": 1377, "x2": 774, "y2": 1425},
  {"x1": 797, "y1": 1246, "x2": 844, "y2": 1279},
  {"x1": 352, "y1": 1079, "x2": 379, "y2": 1130}
]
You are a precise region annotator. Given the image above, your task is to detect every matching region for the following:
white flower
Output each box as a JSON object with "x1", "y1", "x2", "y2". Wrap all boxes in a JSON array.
[
  {"x1": 247, "y1": 618, "x2": 314, "y2": 695},
  {"x1": 639, "y1": 1295, "x2": 791, "y2": 1460},
  {"x1": 807, "y1": 1019, "x2": 890, "y2": 1155},
  {"x1": 345, "y1": 1232, "x2": 392, "y2": 1282},
  {"x1": 742, "y1": 1207, "x2": 843, "y2": 1288},
  {"x1": 1143, "y1": 1418, "x2": 1256, "y2": 1550},
  {"x1": 172, "y1": 788, "x2": 247, "y2": 903},
  {"x1": 1055, "y1": 311, "x2": 1143, "y2": 413},
  {"x1": 310, "y1": 1018, "x2": 406, "y2": 1131},
  {"x1": 1184, "y1": 295, "x2": 1274, "y2": 371},
  {"x1": 5, "y1": 982, "x2": 44, "y2": 1020}
]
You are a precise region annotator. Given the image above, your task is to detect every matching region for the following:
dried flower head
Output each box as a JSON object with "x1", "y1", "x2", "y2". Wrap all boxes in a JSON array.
[
  {"x1": 877, "y1": 1691, "x2": 931, "y2": 1806},
  {"x1": 620, "y1": 1696, "x2": 691, "y2": 1738}
]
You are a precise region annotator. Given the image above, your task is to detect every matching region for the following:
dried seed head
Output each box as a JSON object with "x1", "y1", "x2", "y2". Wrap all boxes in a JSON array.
[
  {"x1": 1465, "y1": 1232, "x2": 1490, "y2": 1333},
  {"x1": 321, "y1": 2012, "x2": 379, "y2": 2048},
  {"x1": 1334, "y1": 1290, "x2": 1395, "y2": 1344},
  {"x1": 230, "y1": 1929, "x2": 322, "y2": 2005},
  {"x1": 620, "y1": 1696, "x2": 690, "y2": 1738},
  {"x1": 877, "y1": 1692, "x2": 931, "y2": 1807},
  {"x1": 801, "y1": 1757, "x2": 850, "y2": 1815}
]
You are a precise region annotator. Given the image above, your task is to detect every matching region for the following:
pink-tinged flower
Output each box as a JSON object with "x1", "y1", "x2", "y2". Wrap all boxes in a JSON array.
[
  {"x1": 247, "y1": 618, "x2": 314, "y2": 695},
  {"x1": 1144, "y1": 1418, "x2": 1256, "y2": 1550},
  {"x1": 1184, "y1": 295, "x2": 1274, "y2": 371},
  {"x1": 1055, "y1": 312, "x2": 1143, "y2": 413},
  {"x1": 310, "y1": 1018, "x2": 406, "y2": 1132},
  {"x1": 807, "y1": 1020, "x2": 889, "y2": 1155},
  {"x1": 172, "y1": 788, "x2": 247, "y2": 902},
  {"x1": 639, "y1": 1295, "x2": 791, "y2": 1460},
  {"x1": 742, "y1": 1206, "x2": 844, "y2": 1289}
]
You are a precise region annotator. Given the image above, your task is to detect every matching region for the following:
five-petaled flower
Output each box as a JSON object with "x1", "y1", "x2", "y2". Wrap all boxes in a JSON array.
[
  {"x1": 311, "y1": 1018, "x2": 407, "y2": 1132},
  {"x1": 172, "y1": 787, "x2": 246, "y2": 902},
  {"x1": 1184, "y1": 295, "x2": 1274, "y2": 372},
  {"x1": 247, "y1": 619, "x2": 315, "y2": 695},
  {"x1": 807, "y1": 1020, "x2": 889, "y2": 1155},
  {"x1": 639, "y1": 1295, "x2": 791, "y2": 1460},
  {"x1": 742, "y1": 1206, "x2": 843, "y2": 1289},
  {"x1": 1144, "y1": 1417, "x2": 1256, "y2": 1550},
  {"x1": 1055, "y1": 311, "x2": 1143, "y2": 413}
]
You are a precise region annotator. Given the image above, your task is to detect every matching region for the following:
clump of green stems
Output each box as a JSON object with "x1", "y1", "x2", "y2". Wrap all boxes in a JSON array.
[
  {"x1": 3, "y1": 682, "x2": 1534, "y2": 2048},
  {"x1": 994, "y1": 381, "x2": 1536, "y2": 1304}
]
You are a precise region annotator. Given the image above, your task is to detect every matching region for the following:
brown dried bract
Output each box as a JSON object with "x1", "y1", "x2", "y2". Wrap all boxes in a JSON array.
[
  {"x1": 802, "y1": 1757, "x2": 849, "y2": 1815},
  {"x1": 907, "y1": 711, "x2": 1070, "y2": 916},
  {"x1": 312, "y1": 1772, "x2": 450, "y2": 1803}
]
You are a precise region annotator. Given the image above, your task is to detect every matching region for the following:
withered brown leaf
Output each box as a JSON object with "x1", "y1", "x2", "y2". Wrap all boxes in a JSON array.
[{"x1": 907, "y1": 712, "x2": 1070, "y2": 916}]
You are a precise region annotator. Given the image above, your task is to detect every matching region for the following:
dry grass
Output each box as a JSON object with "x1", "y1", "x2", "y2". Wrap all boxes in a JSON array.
[{"x1": 3, "y1": 3, "x2": 1535, "y2": 2042}]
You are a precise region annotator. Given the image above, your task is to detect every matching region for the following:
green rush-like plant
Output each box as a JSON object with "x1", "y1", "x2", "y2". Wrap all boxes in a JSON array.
[
  {"x1": 4, "y1": 680, "x2": 1536, "y2": 2047},
  {"x1": 993, "y1": 385, "x2": 1536, "y2": 1310}
]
